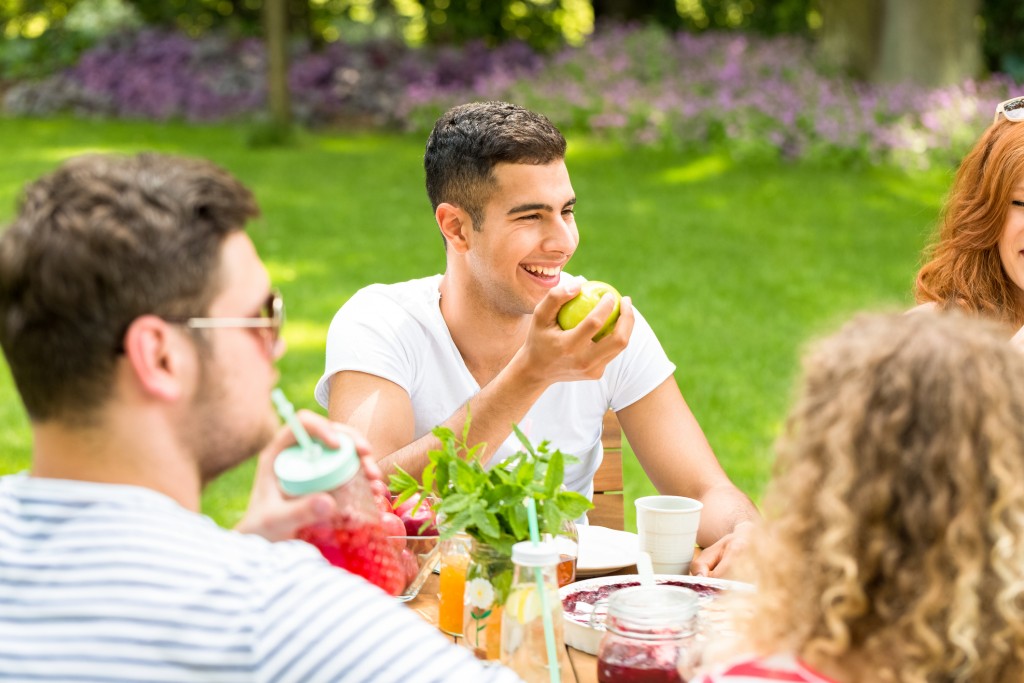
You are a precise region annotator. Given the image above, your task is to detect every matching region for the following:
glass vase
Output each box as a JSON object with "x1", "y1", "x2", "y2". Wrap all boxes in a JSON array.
[{"x1": 462, "y1": 539, "x2": 514, "y2": 660}]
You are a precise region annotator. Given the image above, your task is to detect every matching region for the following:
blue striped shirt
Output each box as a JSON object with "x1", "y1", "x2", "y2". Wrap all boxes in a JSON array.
[{"x1": 0, "y1": 475, "x2": 522, "y2": 682}]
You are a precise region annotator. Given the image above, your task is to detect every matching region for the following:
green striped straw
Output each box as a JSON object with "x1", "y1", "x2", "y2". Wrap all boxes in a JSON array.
[{"x1": 525, "y1": 497, "x2": 560, "y2": 683}]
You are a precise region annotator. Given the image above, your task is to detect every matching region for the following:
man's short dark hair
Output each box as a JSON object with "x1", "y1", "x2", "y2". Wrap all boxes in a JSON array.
[
  {"x1": 424, "y1": 101, "x2": 567, "y2": 232},
  {"x1": 0, "y1": 153, "x2": 259, "y2": 425}
]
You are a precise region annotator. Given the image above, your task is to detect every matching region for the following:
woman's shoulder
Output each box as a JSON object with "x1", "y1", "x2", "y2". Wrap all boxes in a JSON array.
[{"x1": 907, "y1": 301, "x2": 939, "y2": 315}]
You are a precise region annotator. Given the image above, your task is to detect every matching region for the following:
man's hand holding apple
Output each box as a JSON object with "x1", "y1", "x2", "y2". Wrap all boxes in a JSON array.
[
  {"x1": 558, "y1": 280, "x2": 623, "y2": 341},
  {"x1": 512, "y1": 277, "x2": 635, "y2": 388}
]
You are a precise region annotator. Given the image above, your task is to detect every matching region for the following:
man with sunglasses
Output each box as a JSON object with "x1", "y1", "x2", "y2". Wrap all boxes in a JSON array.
[{"x1": 0, "y1": 153, "x2": 523, "y2": 682}]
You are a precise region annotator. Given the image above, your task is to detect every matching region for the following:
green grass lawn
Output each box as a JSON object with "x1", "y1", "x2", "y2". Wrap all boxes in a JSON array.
[{"x1": 0, "y1": 117, "x2": 952, "y2": 530}]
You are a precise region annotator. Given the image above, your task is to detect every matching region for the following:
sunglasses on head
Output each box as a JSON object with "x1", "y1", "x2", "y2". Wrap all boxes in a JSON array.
[{"x1": 995, "y1": 97, "x2": 1024, "y2": 124}]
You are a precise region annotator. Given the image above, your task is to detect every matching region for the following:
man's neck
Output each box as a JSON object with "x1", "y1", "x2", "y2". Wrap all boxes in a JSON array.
[
  {"x1": 438, "y1": 272, "x2": 531, "y2": 386},
  {"x1": 29, "y1": 410, "x2": 201, "y2": 511}
]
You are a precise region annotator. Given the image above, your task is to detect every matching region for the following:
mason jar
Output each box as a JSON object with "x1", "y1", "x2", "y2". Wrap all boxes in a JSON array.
[{"x1": 596, "y1": 585, "x2": 701, "y2": 683}]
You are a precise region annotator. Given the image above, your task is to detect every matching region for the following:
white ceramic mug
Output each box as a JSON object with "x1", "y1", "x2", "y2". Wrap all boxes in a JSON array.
[{"x1": 635, "y1": 495, "x2": 703, "y2": 574}]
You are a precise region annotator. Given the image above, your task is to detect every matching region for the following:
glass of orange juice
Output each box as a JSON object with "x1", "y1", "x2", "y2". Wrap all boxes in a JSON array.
[{"x1": 438, "y1": 532, "x2": 471, "y2": 635}]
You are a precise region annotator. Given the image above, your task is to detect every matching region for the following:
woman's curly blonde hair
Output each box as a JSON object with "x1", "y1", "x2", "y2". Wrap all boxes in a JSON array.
[{"x1": 743, "y1": 311, "x2": 1024, "y2": 683}]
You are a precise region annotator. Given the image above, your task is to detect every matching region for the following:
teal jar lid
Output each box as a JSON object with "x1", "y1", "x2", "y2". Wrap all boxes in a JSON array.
[{"x1": 274, "y1": 433, "x2": 359, "y2": 495}]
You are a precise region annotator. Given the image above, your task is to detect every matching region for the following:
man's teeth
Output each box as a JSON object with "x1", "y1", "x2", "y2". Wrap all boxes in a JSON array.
[{"x1": 523, "y1": 265, "x2": 560, "y2": 277}]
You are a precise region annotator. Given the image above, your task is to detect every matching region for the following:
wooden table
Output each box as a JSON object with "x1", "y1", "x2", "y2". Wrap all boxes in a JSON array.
[{"x1": 406, "y1": 568, "x2": 637, "y2": 683}]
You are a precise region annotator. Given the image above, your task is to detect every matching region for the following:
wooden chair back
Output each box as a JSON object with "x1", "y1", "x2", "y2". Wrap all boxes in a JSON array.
[{"x1": 589, "y1": 410, "x2": 624, "y2": 530}]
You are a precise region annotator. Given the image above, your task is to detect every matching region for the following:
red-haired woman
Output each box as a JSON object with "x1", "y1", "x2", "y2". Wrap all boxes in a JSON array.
[{"x1": 915, "y1": 96, "x2": 1024, "y2": 344}]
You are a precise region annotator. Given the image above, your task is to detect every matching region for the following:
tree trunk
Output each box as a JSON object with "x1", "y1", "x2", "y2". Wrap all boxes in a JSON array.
[
  {"x1": 817, "y1": 0, "x2": 883, "y2": 80},
  {"x1": 264, "y1": 0, "x2": 291, "y2": 128},
  {"x1": 874, "y1": 0, "x2": 982, "y2": 87}
]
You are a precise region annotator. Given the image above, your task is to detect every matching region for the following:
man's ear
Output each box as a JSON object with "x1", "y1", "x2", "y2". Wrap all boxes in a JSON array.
[
  {"x1": 121, "y1": 315, "x2": 191, "y2": 402},
  {"x1": 436, "y1": 203, "x2": 473, "y2": 254}
]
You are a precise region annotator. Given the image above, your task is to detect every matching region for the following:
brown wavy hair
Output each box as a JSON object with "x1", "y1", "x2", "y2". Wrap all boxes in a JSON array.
[
  {"x1": 916, "y1": 117, "x2": 1024, "y2": 327},
  {"x1": 0, "y1": 153, "x2": 258, "y2": 425},
  {"x1": 742, "y1": 312, "x2": 1024, "y2": 683}
]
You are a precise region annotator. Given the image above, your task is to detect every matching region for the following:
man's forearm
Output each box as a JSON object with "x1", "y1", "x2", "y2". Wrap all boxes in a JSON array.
[
  {"x1": 694, "y1": 483, "x2": 759, "y2": 548},
  {"x1": 377, "y1": 356, "x2": 549, "y2": 479}
]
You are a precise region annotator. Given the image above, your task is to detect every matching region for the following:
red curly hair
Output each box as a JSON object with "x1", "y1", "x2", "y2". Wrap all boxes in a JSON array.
[{"x1": 916, "y1": 117, "x2": 1024, "y2": 327}]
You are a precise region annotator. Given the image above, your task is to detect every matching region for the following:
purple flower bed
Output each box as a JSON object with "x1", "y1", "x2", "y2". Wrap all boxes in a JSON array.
[
  {"x1": 3, "y1": 24, "x2": 1018, "y2": 165},
  {"x1": 404, "y1": 24, "x2": 1017, "y2": 166},
  {"x1": 2, "y1": 28, "x2": 541, "y2": 127},
  {"x1": 72, "y1": 30, "x2": 266, "y2": 121}
]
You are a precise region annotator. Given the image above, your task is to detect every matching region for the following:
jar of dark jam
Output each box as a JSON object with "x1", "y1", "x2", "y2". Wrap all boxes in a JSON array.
[{"x1": 596, "y1": 585, "x2": 700, "y2": 683}]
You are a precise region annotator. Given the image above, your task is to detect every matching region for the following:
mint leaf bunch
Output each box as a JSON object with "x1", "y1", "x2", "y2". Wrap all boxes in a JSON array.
[{"x1": 389, "y1": 419, "x2": 593, "y2": 556}]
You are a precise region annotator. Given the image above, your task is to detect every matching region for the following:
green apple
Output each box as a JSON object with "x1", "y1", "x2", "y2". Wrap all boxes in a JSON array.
[{"x1": 557, "y1": 280, "x2": 622, "y2": 341}]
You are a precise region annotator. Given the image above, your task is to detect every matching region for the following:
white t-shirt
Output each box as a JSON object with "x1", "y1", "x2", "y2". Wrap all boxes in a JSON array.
[
  {"x1": 0, "y1": 474, "x2": 523, "y2": 683},
  {"x1": 315, "y1": 274, "x2": 675, "y2": 501}
]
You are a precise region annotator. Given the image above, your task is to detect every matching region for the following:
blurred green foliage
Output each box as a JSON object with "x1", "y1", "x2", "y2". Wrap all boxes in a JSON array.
[
  {"x1": 0, "y1": 0, "x2": 138, "y2": 79},
  {"x1": 596, "y1": 0, "x2": 816, "y2": 35},
  {"x1": 1, "y1": 1, "x2": 1022, "y2": 83},
  {"x1": 981, "y1": 0, "x2": 1024, "y2": 80},
  {"x1": 0, "y1": 26, "x2": 91, "y2": 79},
  {"x1": 419, "y1": 0, "x2": 583, "y2": 50}
]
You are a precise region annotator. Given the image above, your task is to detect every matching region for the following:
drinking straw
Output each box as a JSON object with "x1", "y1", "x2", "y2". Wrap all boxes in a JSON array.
[
  {"x1": 637, "y1": 551, "x2": 655, "y2": 588},
  {"x1": 525, "y1": 497, "x2": 560, "y2": 683},
  {"x1": 270, "y1": 388, "x2": 315, "y2": 452}
]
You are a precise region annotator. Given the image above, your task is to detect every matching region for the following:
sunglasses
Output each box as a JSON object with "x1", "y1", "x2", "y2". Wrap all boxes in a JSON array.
[
  {"x1": 995, "y1": 97, "x2": 1024, "y2": 124},
  {"x1": 168, "y1": 289, "x2": 285, "y2": 355}
]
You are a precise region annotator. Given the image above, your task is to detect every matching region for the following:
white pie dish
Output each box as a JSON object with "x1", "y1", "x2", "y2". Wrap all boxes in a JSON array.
[{"x1": 559, "y1": 573, "x2": 755, "y2": 655}]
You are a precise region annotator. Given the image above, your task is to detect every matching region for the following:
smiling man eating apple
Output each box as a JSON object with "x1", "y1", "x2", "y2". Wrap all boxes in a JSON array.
[{"x1": 316, "y1": 101, "x2": 757, "y2": 578}]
